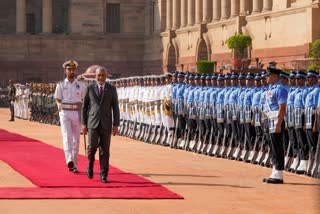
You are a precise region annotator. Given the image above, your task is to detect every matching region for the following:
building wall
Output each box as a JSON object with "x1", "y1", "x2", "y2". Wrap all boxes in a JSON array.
[
  {"x1": 160, "y1": 0, "x2": 320, "y2": 72},
  {"x1": 0, "y1": 0, "x2": 319, "y2": 86}
]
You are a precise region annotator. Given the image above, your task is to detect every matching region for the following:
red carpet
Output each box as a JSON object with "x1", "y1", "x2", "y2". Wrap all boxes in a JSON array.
[{"x1": 0, "y1": 129, "x2": 183, "y2": 199}]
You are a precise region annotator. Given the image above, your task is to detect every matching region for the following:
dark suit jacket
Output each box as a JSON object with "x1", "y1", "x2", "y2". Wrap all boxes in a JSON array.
[{"x1": 81, "y1": 82, "x2": 120, "y2": 135}]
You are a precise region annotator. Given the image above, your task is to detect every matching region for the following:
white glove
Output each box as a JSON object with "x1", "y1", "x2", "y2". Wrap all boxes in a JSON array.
[{"x1": 10, "y1": 101, "x2": 14, "y2": 105}]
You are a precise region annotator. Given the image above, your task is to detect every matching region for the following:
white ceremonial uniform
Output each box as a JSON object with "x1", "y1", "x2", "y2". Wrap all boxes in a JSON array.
[
  {"x1": 163, "y1": 83, "x2": 174, "y2": 129},
  {"x1": 54, "y1": 78, "x2": 86, "y2": 168}
]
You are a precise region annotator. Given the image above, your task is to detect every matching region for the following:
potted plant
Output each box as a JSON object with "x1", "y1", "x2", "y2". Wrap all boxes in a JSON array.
[
  {"x1": 227, "y1": 34, "x2": 252, "y2": 69},
  {"x1": 309, "y1": 38, "x2": 320, "y2": 58}
]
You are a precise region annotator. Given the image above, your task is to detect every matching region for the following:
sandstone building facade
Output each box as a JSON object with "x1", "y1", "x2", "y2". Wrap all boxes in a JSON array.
[{"x1": 0, "y1": 0, "x2": 319, "y2": 85}]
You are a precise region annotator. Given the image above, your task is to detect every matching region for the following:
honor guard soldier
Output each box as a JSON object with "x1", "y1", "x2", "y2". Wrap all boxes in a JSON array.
[
  {"x1": 54, "y1": 60, "x2": 86, "y2": 173},
  {"x1": 263, "y1": 67, "x2": 288, "y2": 184},
  {"x1": 7, "y1": 80, "x2": 16, "y2": 121},
  {"x1": 304, "y1": 70, "x2": 319, "y2": 175},
  {"x1": 248, "y1": 74, "x2": 263, "y2": 162},
  {"x1": 293, "y1": 71, "x2": 309, "y2": 174},
  {"x1": 286, "y1": 71, "x2": 299, "y2": 170},
  {"x1": 174, "y1": 72, "x2": 186, "y2": 147},
  {"x1": 228, "y1": 73, "x2": 240, "y2": 158},
  {"x1": 242, "y1": 73, "x2": 256, "y2": 161}
]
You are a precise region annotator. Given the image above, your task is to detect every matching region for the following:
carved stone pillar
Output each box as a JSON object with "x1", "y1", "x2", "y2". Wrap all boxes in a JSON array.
[
  {"x1": 172, "y1": 0, "x2": 181, "y2": 29},
  {"x1": 221, "y1": 0, "x2": 231, "y2": 19},
  {"x1": 187, "y1": 0, "x2": 195, "y2": 26},
  {"x1": 212, "y1": 0, "x2": 221, "y2": 21},
  {"x1": 253, "y1": 0, "x2": 263, "y2": 14},
  {"x1": 231, "y1": 0, "x2": 240, "y2": 17},
  {"x1": 195, "y1": 0, "x2": 203, "y2": 24},
  {"x1": 42, "y1": 0, "x2": 53, "y2": 33},
  {"x1": 181, "y1": 0, "x2": 187, "y2": 27},
  {"x1": 16, "y1": 0, "x2": 26, "y2": 33},
  {"x1": 263, "y1": 0, "x2": 272, "y2": 11},
  {"x1": 166, "y1": 0, "x2": 173, "y2": 30}
]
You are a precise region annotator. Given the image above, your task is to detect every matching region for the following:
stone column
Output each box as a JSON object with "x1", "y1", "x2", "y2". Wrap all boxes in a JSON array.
[
  {"x1": 172, "y1": 0, "x2": 180, "y2": 29},
  {"x1": 263, "y1": 0, "x2": 272, "y2": 11},
  {"x1": 212, "y1": 0, "x2": 221, "y2": 21},
  {"x1": 181, "y1": 0, "x2": 187, "y2": 27},
  {"x1": 16, "y1": 0, "x2": 26, "y2": 34},
  {"x1": 202, "y1": 0, "x2": 212, "y2": 23},
  {"x1": 195, "y1": 0, "x2": 203, "y2": 24},
  {"x1": 252, "y1": 0, "x2": 263, "y2": 13},
  {"x1": 240, "y1": 0, "x2": 247, "y2": 15},
  {"x1": 42, "y1": 0, "x2": 53, "y2": 33},
  {"x1": 221, "y1": 0, "x2": 231, "y2": 19},
  {"x1": 187, "y1": 0, "x2": 195, "y2": 26},
  {"x1": 231, "y1": 0, "x2": 240, "y2": 17},
  {"x1": 166, "y1": 0, "x2": 173, "y2": 30}
]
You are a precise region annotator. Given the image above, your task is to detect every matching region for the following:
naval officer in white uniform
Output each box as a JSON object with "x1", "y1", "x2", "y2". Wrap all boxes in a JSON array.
[{"x1": 54, "y1": 60, "x2": 86, "y2": 173}]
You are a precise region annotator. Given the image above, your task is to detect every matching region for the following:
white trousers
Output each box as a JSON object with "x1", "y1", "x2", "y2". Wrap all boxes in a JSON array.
[{"x1": 59, "y1": 110, "x2": 81, "y2": 168}]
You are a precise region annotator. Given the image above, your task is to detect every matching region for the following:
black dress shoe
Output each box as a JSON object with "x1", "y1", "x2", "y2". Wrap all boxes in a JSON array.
[
  {"x1": 72, "y1": 167, "x2": 79, "y2": 173},
  {"x1": 67, "y1": 161, "x2": 74, "y2": 170},
  {"x1": 265, "y1": 178, "x2": 284, "y2": 184},
  {"x1": 87, "y1": 168, "x2": 93, "y2": 179},
  {"x1": 100, "y1": 176, "x2": 108, "y2": 183}
]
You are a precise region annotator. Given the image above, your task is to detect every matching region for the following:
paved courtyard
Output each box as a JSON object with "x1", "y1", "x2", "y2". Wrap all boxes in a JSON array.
[{"x1": 0, "y1": 109, "x2": 319, "y2": 214}]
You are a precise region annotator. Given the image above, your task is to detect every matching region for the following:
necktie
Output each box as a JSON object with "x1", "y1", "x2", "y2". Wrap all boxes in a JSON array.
[{"x1": 99, "y1": 85, "x2": 103, "y2": 97}]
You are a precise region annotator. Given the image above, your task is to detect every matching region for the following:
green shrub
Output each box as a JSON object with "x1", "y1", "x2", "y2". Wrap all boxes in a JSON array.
[
  {"x1": 308, "y1": 63, "x2": 320, "y2": 71},
  {"x1": 309, "y1": 39, "x2": 320, "y2": 58},
  {"x1": 196, "y1": 60, "x2": 216, "y2": 74},
  {"x1": 227, "y1": 34, "x2": 252, "y2": 58}
]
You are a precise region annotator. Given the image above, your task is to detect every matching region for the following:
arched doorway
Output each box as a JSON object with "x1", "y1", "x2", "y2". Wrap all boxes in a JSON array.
[
  {"x1": 197, "y1": 39, "x2": 209, "y2": 61},
  {"x1": 167, "y1": 44, "x2": 177, "y2": 72}
]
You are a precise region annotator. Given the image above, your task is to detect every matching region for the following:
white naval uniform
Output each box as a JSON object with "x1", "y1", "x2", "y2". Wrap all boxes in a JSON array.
[{"x1": 54, "y1": 78, "x2": 86, "y2": 168}]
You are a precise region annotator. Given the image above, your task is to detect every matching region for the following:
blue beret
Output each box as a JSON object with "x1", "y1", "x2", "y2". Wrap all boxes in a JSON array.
[
  {"x1": 225, "y1": 73, "x2": 231, "y2": 79},
  {"x1": 189, "y1": 74, "x2": 195, "y2": 80},
  {"x1": 206, "y1": 75, "x2": 212, "y2": 80},
  {"x1": 254, "y1": 74, "x2": 261, "y2": 80},
  {"x1": 200, "y1": 74, "x2": 206, "y2": 80},
  {"x1": 238, "y1": 73, "x2": 246, "y2": 79},
  {"x1": 194, "y1": 74, "x2": 200, "y2": 80},
  {"x1": 295, "y1": 70, "x2": 307, "y2": 78},
  {"x1": 211, "y1": 74, "x2": 218, "y2": 80},
  {"x1": 260, "y1": 71, "x2": 267, "y2": 78},
  {"x1": 230, "y1": 72, "x2": 239, "y2": 79},
  {"x1": 217, "y1": 74, "x2": 225, "y2": 81},
  {"x1": 246, "y1": 72, "x2": 255, "y2": 80},
  {"x1": 280, "y1": 71, "x2": 289, "y2": 79},
  {"x1": 307, "y1": 70, "x2": 318, "y2": 78},
  {"x1": 266, "y1": 67, "x2": 281, "y2": 75},
  {"x1": 289, "y1": 71, "x2": 297, "y2": 78},
  {"x1": 177, "y1": 73, "x2": 185, "y2": 78}
]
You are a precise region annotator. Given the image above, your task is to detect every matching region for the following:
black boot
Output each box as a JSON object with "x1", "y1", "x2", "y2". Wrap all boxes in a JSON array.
[{"x1": 9, "y1": 115, "x2": 14, "y2": 122}]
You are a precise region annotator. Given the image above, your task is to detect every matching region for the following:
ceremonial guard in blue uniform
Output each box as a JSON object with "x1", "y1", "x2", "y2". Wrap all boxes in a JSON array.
[
  {"x1": 214, "y1": 74, "x2": 226, "y2": 154},
  {"x1": 173, "y1": 72, "x2": 186, "y2": 147},
  {"x1": 243, "y1": 73, "x2": 256, "y2": 161},
  {"x1": 248, "y1": 74, "x2": 263, "y2": 162},
  {"x1": 263, "y1": 67, "x2": 288, "y2": 184},
  {"x1": 293, "y1": 71, "x2": 309, "y2": 174},
  {"x1": 228, "y1": 73, "x2": 240, "y2": 158},
  {"x1": 286, "y1": 71, "x2": 299, "y2": 170},
  {"x1": 304, "y1": 70, "x2": 319, "y2": 175}
]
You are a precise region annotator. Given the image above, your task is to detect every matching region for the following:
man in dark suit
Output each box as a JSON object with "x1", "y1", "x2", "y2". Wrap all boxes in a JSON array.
[{"x1": 81, "y1": 66, "x2": 120, "y2": 183}]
